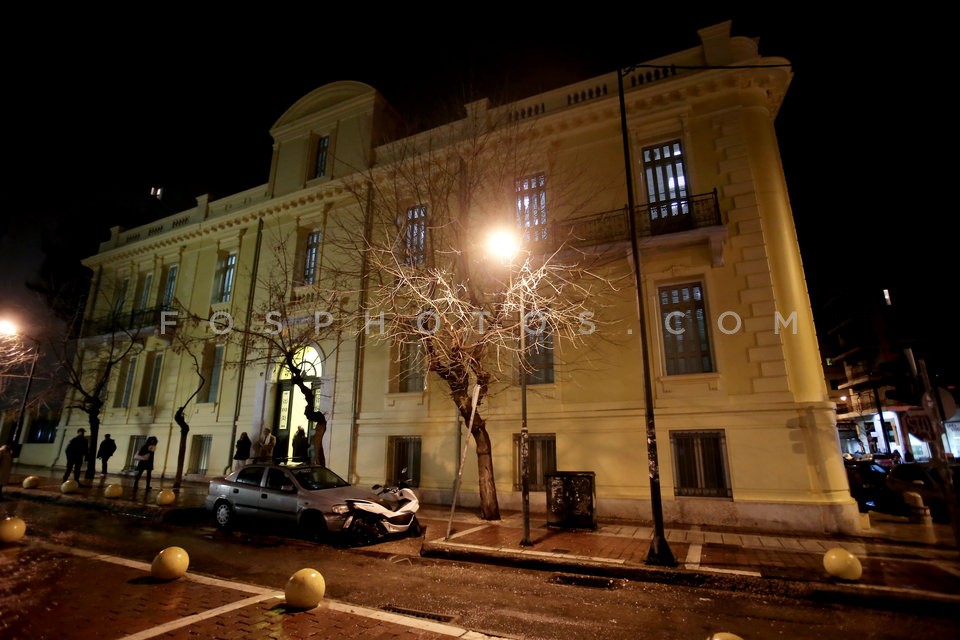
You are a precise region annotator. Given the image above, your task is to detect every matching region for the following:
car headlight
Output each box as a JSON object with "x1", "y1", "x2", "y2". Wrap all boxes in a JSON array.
[{"x1": 331, "y1": 504, "x2": 349, "y2": 515}]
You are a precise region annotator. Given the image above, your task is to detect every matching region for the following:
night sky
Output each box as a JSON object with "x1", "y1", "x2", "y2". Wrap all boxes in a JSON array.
[{"x1": 2, "y1": 9, "x2": 952, "y2": 381}]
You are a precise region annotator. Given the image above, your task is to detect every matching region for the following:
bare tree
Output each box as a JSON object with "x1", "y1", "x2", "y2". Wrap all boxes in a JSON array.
[
  {"x1": 166, "y1": 315, "x2": 207, "y2": 488},
  {"x1": 343, "y1": 104, "x2": 613, "y2": 520},
  {"x1": 49, "y1": 282, "x2": 141, "y2": 481}
]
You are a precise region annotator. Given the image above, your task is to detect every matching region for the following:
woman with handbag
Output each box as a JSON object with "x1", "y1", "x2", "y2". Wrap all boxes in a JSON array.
[{"x1": 132, "y1": 436, "x2": 158, "y2": 493}]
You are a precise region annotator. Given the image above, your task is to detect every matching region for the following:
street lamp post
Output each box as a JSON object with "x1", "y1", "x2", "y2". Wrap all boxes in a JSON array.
[
  {"x1": 518, "y1": 281, "x2": 532, "y2": 547},
  {"x1": 617, "y1": 65, "x2": 676, "y2": 567},
  {"x1": 488, "y1": 231, "x2": 533, "y2": 547},
  {"x1": 12, "y1": 347, "x2": 40, "y2": 458}
]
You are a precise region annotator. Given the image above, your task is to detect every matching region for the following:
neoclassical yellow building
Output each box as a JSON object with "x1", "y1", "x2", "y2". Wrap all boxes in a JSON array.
[{"x1": 23, "y1": 21, "x2": 859, "y2": 534}]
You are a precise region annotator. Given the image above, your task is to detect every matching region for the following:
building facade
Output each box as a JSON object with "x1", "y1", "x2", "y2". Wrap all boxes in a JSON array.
[{"x1": 21, "y1": 21, "x2": 860, "y2": 534}]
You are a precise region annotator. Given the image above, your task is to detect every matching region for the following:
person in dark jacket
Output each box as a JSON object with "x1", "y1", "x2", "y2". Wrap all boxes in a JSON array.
[
  {"x1": 292, "y1": 426, "x2": 309, "y2": 462},
  {"x1": 132, "y1": 436, "x2": 158, "y2": 493},
  {"x1": 63, "y1": 428, "x2": 88, "y2": 482},
  {"x1": 233, "y1": 432, "x2": 252, "y2": 470},
  {"x1": 96, "y1": 434, "x2": 118, "y2": 476}
]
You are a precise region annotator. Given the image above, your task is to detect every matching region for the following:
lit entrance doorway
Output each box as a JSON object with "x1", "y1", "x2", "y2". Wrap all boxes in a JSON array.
[{"x1": 275, "y1": 346, "x2": 333, "y2": 464}]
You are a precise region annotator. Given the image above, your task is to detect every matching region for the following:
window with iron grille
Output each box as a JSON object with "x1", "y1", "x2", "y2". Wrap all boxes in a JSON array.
[
  {"x1": 134, "y1": 272, "x2": 153, "y2": 311},
  {"x1": 659, "y1": 282, "x2": 714, "y2": 375},
  {"x1": 642, "y1": 139, "x2": 689, "y2": 229},
  {"x1": 314, "y1": 135, "x2": 330, "y2": 178},
  {"x1": 513, "y1": 433, "x2": 556, "y2": 491},
  {"x1": 188, "y1": 434, "x2": 214, "y2": 475},
  {"x1": 138, "y1": 352, "x2": 163, "y2": 406},
  {"x1": 515, "y1": 173, "x2": 547, "y2": 243},
  {"x1": 199, "y1": 344, "x2": 224, "y2": 403},
  {"x1": 387, "y1": 436, "x2": 421, "y2": 487},
  {"x1": 302, "y1": 231, "x2": 322, "y2": 285},
  {"x1": 670, "y1": 430, "x2": 732, "y2": 498},
  {"x1": 403, "y1": 204, "x2": 427, "y2": 265},
  {"x1": 398, "y1": 340, "x2": 425, "y2": 393},
  {"x1": 114, "y1": 356, "x2": 137, "y2": 408},
  {"x1": 161, "y1": 265, "x2": 178, "y2": 307},
  {"x1": 524, "y1": 321, "x2": 554, "y2": 385},
  {"x1": 212, "y1": 252, "x2": 237, "y2": 304}
]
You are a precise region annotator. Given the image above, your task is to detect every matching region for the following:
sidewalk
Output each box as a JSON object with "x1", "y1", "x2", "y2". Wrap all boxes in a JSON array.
[{"x1": 4, "y1": 463, "x2": 960, "y2": 615}]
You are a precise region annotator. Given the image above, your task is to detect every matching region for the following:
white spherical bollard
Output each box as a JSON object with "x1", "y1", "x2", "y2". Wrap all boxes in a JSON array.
[
  {"x1": 823, "y1": 547, "x2": 862, "y2": 581},
  {"x1": 0, "y1": 517, "x2": 26, "y2": 544},
  {"x1": 151, "y1": 546, "x2": 190, "y2": 581},
  {"x1": 22, "y1": 475, "x2": 41, "y2": 489},
  {"x1": 285, "y1": 568, "x2": 326, "y2": 609},
  {"x1": 61, "y1": 479, "x2": 79, "y2": 494},
  {"x1": 104, "y1": 484, "x2": 123, "y2": 499},
  {"x1": 156, "y1": 489, "x2": 176, "y2": 506},
  {"x1": 707, "y1": 634, "x2": 744, "y2": 640}
]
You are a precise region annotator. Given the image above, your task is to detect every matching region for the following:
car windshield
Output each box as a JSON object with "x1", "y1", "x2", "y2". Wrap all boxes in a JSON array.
[{"x1": 293, "y1": 466, "x2": 351, "y2": 490}]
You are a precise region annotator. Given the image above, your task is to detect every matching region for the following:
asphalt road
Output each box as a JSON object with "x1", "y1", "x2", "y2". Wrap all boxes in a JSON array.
[{"x1": 3, "y1": 500, "x2": 954, "y2": 640}]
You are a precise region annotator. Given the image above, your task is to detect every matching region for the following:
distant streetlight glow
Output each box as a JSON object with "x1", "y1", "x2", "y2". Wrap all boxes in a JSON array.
[{"x1": 0, "y1": 319, "x2": 16, "y2": 335}]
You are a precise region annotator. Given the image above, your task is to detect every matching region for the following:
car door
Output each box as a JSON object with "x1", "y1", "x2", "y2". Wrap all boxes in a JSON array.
[
  {"x1": 259, "y1": 467, "x2": 300, "y2": 523},
  {"x1": 230, "y1": 465, "x2": 267, "y2": 516}
]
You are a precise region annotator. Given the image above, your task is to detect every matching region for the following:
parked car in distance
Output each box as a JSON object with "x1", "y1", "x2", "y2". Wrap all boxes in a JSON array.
[
  {"x1": 205, "y1": 462, "x2": 385, "y2": 539},
  {"x1": 844, "y1": 458, "x2": 891, "y2": 512},
  {"x1": 884, "y1": 462, "x2": 960, "y2": 524}
]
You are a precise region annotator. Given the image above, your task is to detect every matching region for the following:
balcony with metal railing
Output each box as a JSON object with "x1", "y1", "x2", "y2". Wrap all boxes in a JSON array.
[
  {"x1": 81, "y1": 306, "x2": 177, "y2": 338},
  {"x1": 548, "y1": 190, "x2": 724, "y2": 263}
]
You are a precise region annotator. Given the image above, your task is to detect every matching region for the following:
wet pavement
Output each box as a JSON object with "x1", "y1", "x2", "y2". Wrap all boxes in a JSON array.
[{"x1": 2, "y1": 462, "x2": 959, "y2": 638}]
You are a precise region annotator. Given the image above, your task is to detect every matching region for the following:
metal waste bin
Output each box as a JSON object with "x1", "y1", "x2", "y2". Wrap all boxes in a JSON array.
[{"x1": 545, "y1": 471, "x2": 596, "y2": 530}]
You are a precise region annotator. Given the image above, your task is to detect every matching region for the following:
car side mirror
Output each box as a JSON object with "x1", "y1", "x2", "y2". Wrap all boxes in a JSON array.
[{"x1": 371, "y1": 484, "x2": 382, "y2": 490}]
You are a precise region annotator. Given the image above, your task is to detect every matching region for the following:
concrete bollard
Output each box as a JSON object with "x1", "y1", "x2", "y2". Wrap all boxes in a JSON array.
[
  {"x1": 903, "y1": 491, "x2": 932, "y2": 525},
  {"x1": 104, "y1": 484, "x2": 123, "y2": 499},
  {"x1": 0, "y1": 517, "x2": 26, "y2": 544},
  {"x1": 707, "y1": 634, "x2": 744, "y2": 640},
  {"x1": 285, "y1": 568, "x2": 326, "y2": 609},
  {"x1": 822, "y1": 547, "x2": 862, "y2": 581},
  {"x1": 21, "y1": 476, "x2": 41, "y2": 489},
  {"x1": 156, "y1": 489, "x2": 176, "y2": 506},
  {"x1": 60, "y1": 479, "x2": 79, "y2": 494},
  {"x1": 151, "y1": 546, "x2": 190, "y2": 580}
]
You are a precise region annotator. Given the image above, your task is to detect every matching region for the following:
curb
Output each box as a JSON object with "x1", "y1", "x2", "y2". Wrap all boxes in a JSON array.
[
  {"x1": 4, "y1": 487, "x2": 208, "y2": 524},
  {"x1": 420, "y1": 540, "x2": 960, "y2": 616}
]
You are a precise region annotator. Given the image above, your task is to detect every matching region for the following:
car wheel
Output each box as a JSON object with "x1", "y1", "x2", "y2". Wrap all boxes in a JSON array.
[
  {"x1": 300, "y1": 511, "x2": 328, "y2": 542},
  {"x1": 214, "y1": 501, "x2": 234, "y2": 529}
]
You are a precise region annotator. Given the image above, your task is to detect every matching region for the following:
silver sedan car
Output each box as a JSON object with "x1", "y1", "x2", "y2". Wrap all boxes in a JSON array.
[{"x1": 205, "y1": 462, "x2": 382, "y2": 539}]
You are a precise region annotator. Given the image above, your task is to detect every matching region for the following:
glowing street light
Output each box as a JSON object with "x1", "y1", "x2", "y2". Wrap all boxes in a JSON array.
[
  {"x1": 487, "y1": 229, "x2": 533, "y2": 547},
  {"x1": 0, "y1": 319, "x2": 40, "y2": 457}
]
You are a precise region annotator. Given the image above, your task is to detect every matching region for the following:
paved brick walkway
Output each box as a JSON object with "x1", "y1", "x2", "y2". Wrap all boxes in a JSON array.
[{"x1": 0, "y1": 541, "x2": 499, "y2": 640}]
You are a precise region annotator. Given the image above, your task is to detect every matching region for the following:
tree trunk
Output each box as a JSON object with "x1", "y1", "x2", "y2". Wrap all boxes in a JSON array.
[
  {"x1": 83, "y1": 403, "x2": 102, "y2": 481},
  {"x1": 467, "y1": 413, "x2": 500, "y2": 520},
  {"x1": 173, "y1": 408, "x2": 189, "y2": 489},
  {"x1": 291, "y1": 372, "x2": 326, "y2": 466}
]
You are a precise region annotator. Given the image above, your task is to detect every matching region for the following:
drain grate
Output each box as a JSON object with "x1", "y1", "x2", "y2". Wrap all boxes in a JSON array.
[
  {"x1": 549, "y1": 573, "x2": 625, "y2": 589},
  {"x1": 381, "y1": 605, "x2": 456, "y2": 623}
]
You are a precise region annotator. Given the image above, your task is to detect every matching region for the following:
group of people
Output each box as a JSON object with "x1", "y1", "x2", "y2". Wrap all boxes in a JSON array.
[
  {"x1": 232, "y1": 425, "x2": 316, "y2": 469},
  {"x1": 59, "y1": 428, "x2": 156, "y2": 492}
]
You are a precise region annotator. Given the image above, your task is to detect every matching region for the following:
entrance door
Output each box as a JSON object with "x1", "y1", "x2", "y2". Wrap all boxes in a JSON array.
[{"x1": 274, "y1": 377, "x2": 334, "y2": 463}]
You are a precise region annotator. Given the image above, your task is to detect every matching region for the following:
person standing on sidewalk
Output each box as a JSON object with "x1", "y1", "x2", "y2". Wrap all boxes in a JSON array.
[
  {"x1": 96, "y1": 434, "x2": 117, "y2": 476},
  {"x1": 132, "y1": 436, "x2": 158, "y2": 493},
  {"x1": 257, "y1": 428, "x2": 276, "y2": 462},
  {"x1": 62, "y1": 428, "x2": 88, "y2": 483},
  {"x1": 0, "y1": 444, "x2": 13, "y2": 499},
  {"x1": 233, "y1": 432, "x2": 251, "y2": 470}
]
